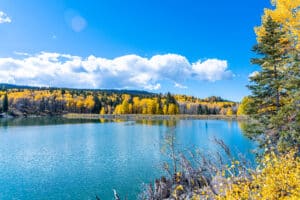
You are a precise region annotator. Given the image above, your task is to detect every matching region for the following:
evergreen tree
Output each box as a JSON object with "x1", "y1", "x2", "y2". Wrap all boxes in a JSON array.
[
  {"x1": 248, "y1": 16, "x2": 292, "y2": 151},
  {"x1": 197, "y1": 104, "x2": 203, "y2": 115},
  {"x1": 273, "y1": 52, "x2": 300, "y2": 151},
  {"x1": 3, "y1": 93, "x2": 8, "y2": 113},
  {"x1": 250, "y1": 17, "x2": 289, "y2": 115},
  {"x1": 166, "y1": 92, "x2": 176, "y2": 105},
  {"x1": 92, "y1": 95, "x2": 101, "y2": 113},
  {"x1": 156, "y1": 95, "x2": 163, "y2": 114}
]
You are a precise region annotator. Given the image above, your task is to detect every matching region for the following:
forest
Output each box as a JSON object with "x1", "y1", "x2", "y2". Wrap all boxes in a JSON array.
[{"x1": 0, "y1": 84, "x2": 239, "y2": 117}]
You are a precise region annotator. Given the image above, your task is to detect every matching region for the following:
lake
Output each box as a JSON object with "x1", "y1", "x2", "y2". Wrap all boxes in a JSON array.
[{"x1": 0, "y1": 117, "x2": 256, "y2": 200}]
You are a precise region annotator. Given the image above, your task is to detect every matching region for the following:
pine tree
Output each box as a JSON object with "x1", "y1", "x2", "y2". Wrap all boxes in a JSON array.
[
  {"x1": 92, "y1": 95, "x2": 101, "y2": 113},
  {"x1": 273, "y1": 52, "x2": 300, "y2": 151},
  {"x1": 155, "y1": 95, "x2": 163, "y2": 114},
  {"x1": 166, "y1": 92, "x2": 176, "y2": 105},
  {"x1": 3, "y1": 93, "x2": 8, "y2": 113},
  {"x1": 197, "y1": 104, "x2": 203, "y2": 115},
  {"x1": 250, "y1": 17, "x2": 289, "y2": 115},
  {"x1": 248, "y1": 16, "x2": 291, "y2": 151}
]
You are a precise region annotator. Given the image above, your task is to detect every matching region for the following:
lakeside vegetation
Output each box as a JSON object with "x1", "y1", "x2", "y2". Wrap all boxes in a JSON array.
[{"x1": 138, "y1": 138, "x2": 300, "y2": 200}]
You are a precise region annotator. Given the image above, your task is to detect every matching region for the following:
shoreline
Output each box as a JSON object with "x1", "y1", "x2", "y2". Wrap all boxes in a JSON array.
[
  {"x1": 63, "y1": 113, "x2": 248, "y2": 121},
  {"x1": 1, "y1": 112, "x2": 248, "y2": 121}
]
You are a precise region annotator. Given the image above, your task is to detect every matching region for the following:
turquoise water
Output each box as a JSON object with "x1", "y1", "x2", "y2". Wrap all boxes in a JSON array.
[{"x1": 0, "y1": 118, "x2": 256, "y2": 199}]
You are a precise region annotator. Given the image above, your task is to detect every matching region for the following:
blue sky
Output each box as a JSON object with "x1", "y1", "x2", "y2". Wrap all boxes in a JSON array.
[{"x1": 0, "y1": 0, "x2": 272, "y2": 101}]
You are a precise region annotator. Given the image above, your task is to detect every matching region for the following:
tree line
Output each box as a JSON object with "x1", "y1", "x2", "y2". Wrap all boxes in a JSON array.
[{"x1": 0, "y1": 88, "x2": 238, "y2": 116}]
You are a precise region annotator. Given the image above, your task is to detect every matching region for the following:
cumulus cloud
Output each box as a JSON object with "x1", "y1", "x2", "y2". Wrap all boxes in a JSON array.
[
  {"x1": 192, "y1": 59, "x2": 233, "y2": 81},
  {"x1": 0, "y1": 52, "x2": 233, "y2": 90},
  {"x1": 249, "y1": 71, "x2": 259, "y2": 79},
  {"x1": 0, "y1": 11, "x2": 11, "y2": 24}
]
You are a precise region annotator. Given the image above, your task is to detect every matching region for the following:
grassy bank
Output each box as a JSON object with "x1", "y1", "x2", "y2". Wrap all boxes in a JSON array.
[{"x1": 63, "y1": 113, "x2": 247, "y2": 120}]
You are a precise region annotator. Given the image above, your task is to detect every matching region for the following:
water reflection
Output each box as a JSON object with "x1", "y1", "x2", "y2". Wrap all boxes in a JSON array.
[
  {"x1": 0, "y1": 117, "x2": 99, "y2": 127},
  {"x1": 135, "y1": 119, "x2": 178, "y2": 127},
  {"x1": 0, "y1": 117, "x2": 256, "y2": 199}
]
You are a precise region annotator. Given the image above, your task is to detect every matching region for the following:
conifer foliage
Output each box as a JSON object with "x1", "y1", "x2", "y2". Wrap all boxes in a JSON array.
[{"x1": 247, "y1": 1, "x2": 300, "y2": 152}]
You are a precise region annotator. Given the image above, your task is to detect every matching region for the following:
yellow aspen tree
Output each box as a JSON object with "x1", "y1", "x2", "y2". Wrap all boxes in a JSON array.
[
  {"x1": 256, "y1": 0, "x2": 300, "y2": 49},
  {"x1": 146, "y1": 99, "x2": 156, "y2": 114},
  {"x1": 132, "y1": 97, "x2": 140, "y2": 114},
  {"x1": 100, "y1": 107, "x2": 106, "y2": 115},
  {"x1": 84, "y1": 95, "x2": 95, "y2": 112},
  {"x1": 168, "y1": 104, "x2": 176, "y2": 115},
  {"x1": 76, "y1": 99, "x2": 84, "y2": 112},
  {"x1": 121, "y1": 99, "x2": 129, "y2": 114},
  {"x1": 226, "y1": 108, "x2": 233, "y2": 116},
  {"x1": 113, "y1": 105, "x2": 122, "y2": 114},
  {"x1": 128, "y1": 104, "x2": 133, "y2": 114},
  {"x1": 237, "y1": 96, "x2": 253, "y2": 116},
  {"x1": 163, "y1": 105, "x2": 168, "y2": 115},
  {"x1": 142, "y1": 106, "x2": 147, "y2": 114}
]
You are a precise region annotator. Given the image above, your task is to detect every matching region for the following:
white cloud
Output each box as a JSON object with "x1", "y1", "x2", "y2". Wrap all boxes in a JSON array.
[
  {"x1": 14, "y1": 51, "x2": 31, "y2": 56},
  {"x1": 0, "y1": 11, "x2": 11, "y2": 24},
  {"x1": 174, "y1": 83, "x2": 187, "y2": 89},
  {"x1": 0, "y1": 52, "x2": 233, "y2": 90},
  {"x1": 249, "y1": 71, "x2": 259, "y2": 79},
  {"x1": 191, "y1": 59, "x2": 233, "y2": 81}
]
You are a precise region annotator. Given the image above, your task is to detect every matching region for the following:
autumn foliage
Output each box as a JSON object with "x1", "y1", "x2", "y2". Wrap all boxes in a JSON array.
[
  {"x1": 0, "y1": 88, "x2": 238, "y2": 116},
  {"x1": 219, "y1": 150, "x2": 300, "y2": 200}
]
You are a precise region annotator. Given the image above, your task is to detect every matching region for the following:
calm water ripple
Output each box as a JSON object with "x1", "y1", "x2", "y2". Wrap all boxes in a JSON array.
[{"x1": 0, "y1": 117, "x2": 256, "y2": 199}]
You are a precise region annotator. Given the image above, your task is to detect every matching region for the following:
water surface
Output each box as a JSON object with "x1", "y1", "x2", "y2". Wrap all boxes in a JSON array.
[{"x1": 0, "y1": 117, "x2": 255, "y2": 199}]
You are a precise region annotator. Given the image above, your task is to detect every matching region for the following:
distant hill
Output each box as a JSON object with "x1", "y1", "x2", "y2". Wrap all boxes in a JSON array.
[
  {"x1": 0, "y1": 83, "x2": 233, "y2": 102},
  {"x1": 0, "y1": 83, "x2": 155, "y2": 97},
  {"x1": 0, "y1": 83, "x2": 37, "y2": 90}
]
